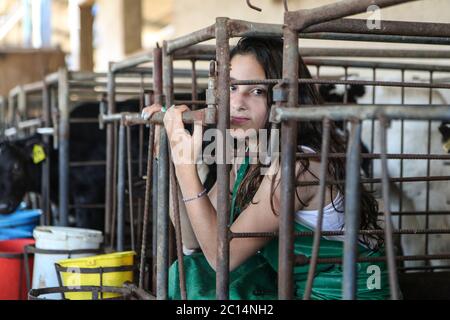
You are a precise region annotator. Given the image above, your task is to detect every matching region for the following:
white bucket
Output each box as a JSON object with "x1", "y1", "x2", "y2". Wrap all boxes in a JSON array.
[{"x1": 32, "y1": 226, "x2": 103, "y2": 299}]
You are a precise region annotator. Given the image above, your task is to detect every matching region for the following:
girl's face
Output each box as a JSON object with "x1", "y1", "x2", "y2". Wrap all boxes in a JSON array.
[{"x1": 229, "y1": 54, "x2": 269, "y2": 139}]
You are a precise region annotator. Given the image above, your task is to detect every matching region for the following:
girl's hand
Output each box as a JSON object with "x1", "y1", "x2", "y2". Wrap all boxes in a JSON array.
[
  {"x1": 163, "y1": 105, "x2": 203, "y2": 167},
  {"x1": 141, "y1": 104, "x2": 163, "y2": 157}
]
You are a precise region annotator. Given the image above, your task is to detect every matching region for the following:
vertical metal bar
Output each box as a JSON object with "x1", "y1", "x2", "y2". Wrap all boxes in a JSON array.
[
  {"x1": 139, "y1": 123, "x2": 154, "y2": 289},
  {"x1": 370, "y1": 68, "x2": 376, "y2": 192},
  {"x1": 152, "y1": 151, "x2": 158, "y2": 294},
  {"x1": 105, "y1": 64, "x2": 116, "y2": 244},
  {"x1": 110, "y1": 122, "x2": 118, "y2": 246},
  {"x1": 342, "y1": 119, "x2": 361, "y2": 300},
  {"x1": 215, "y1": 17, "x2": 231, "y2": 300},
  {"x1": 58, "y1": 68, "x2": 70, "y2": 227},
  {"x1": 279, "y1": 26, "x2": 298, "y2": 300},
  {"x1": 41, "y1": 80, "x2": 51, "y2": 225},
  {"x1": 191, "y1": 59, "x2": 198, "y2": 110},
  {"x1": 425, "y1": 71, "x2": 433, "y2": 263},
  {"x1": 137, "y1": 76, "x2": 145, "y2": 251},
  {"x1": 126, "y1": 125, "x2": 135, "y2": 251},
  {"x1": 169, "y1": 155, "x2": 187, "y2": 300},
  {"x1": 303, "y1": 118, "x2": 331, "y2": 300},
  {"x1": 399, "y1": 70, "x2": 405, "y2": 231},
  {"x1": 117, "y1": 120, "x2": 126, "y2": 252},
  {"x1": 157, "y1": 44, "x2": 170, "y2": 300},
  {"x1": 379, "y1": 116, "x2": 400, "y2": 300}
]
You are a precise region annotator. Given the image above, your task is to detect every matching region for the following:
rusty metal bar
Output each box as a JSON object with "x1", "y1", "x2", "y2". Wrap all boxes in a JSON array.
[
  {"x1": 302, "y1": 18, "x2": 450, "y2": 38},
  {"x1": 342, "y1": 120, "x2": 362, "y2": 300},
  {"x1": 171, "y1": 43, "x2": 450, "y2": 60},
  {"x1": 126, "y1": 125, "x2": 135, "y2": 252},
  {"x1": 215, "y1": 17, "x2": 231, "y2": 301},
  {"x1": 285, "y1": 0, "x2": 418, "y2": 31},
  {"x1": 166, "y1": 24, "x2": 216, "y2": 54},
  {"x1": 294, "y1": 153, "x2": 450, "y2": 161},
  {"x1": 278, "y1": 26, "x2": 298, "y2": 300},
  {"x1": 303, "y1": 118, "x2": 331, "y2": 300},
  {"x1": 379, "y1": 116, "x2": 400, "y2": 300},
  {"x1": 296, "y1": 175, "x2": 450, "y2": 187},
  {"x1": 304, "y1": 58, "x2": 450, "y2": 73},
  {"x1": 296, "y1": 253, "x2": 450, "y2": 265},
  {"x1": 169, "y1": 154, "x2": 187, "y2": 300},
  {"x1": 191, "y1": 59, "x2": 198, "y2": 110},
  {"x1": 232, "y1": 78, "x2": 450, "y2": 90},
  {"x1": 273, "y1": 105, "x2": 450, "y2": 122},
  {"x1": 231, "y1": 228, "x2": 450, "y2": 239}
]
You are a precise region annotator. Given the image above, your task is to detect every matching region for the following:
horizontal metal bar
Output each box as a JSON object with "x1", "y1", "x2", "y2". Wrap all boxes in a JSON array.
[
  {"x1": 69, "y1": 204, "x2": 106, "y2": 209},
  {"x1": 385, "y1": 211, "x2": 450, "y2": 216},
  {"x1": 168, "y1": 43, "x2": 450, "y2": 60},
  {"x1": 297, "y1": 175, "x2": 450, "y2": 187},
  {"x1": 17, "y1": 118, "x2": 42, "y2": 129},
  {"x1": 304, "y1": 32, "x2": 450, "y2": 45},
  {"x1": 285, "y1": 0, "x2": 418, "y2": 31},
  {"x1": 231, "y1": 228, "x2": 450, "y2": 239},
  {"x1": 296, "y1": 153, "x2": 450, "y2": 161},
  {"x1": 166, "y1": 24, "x2": 216, "y2": 54},
  {"x1": 124, "y1": 108, "x2": 216, "y2": 126},
  {"x1": 304, "y1": 58, "x2": 450, "y2": 72},
  {"x1": 69, "y1": 118, "x2": 100, "y2": 124},
  {"x1": 296, "y1": 253, "x2": 450, "y2": 266},
  {"x1": 300, "y1": 47, "x2": 450, "y2": 59},
  {"x1": 302, "y1": 18, "x2": 450, "y2": 38},
  {"x1": 232, "y1": 78, "x2": 450, "y2": 89},
  {"x1": 273, "y1": 105, "x2": 450, "y2": 122},
  {"x1": 111, "y1": 52, "x2": 153, "y2": 73}
]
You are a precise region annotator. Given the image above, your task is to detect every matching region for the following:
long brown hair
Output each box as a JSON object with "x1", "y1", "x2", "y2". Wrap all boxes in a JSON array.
[{"x1": 230, "y1": 37, "x2": 383, "y2": 249}]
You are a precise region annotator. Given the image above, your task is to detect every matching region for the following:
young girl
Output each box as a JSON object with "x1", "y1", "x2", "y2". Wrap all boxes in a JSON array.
[{"x1": 142, "y1": 37, "x2": 391, "y2": 300}]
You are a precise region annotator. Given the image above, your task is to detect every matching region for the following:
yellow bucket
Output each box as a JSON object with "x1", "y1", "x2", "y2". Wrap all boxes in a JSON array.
[{"x1": 55, "y1": 251, "x2": 135, "y2": 300}]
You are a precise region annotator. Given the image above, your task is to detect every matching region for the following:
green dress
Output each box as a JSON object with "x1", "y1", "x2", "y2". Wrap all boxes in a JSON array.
[{"x1": 168, "y1": 156, "x2": 391, "y2": 300}]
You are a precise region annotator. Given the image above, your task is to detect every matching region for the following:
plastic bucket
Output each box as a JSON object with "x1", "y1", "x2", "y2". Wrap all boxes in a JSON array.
[
  {"x1": 55, "y1": 251, "x2": 135, "y2": 300},
  {"x1": 31, "y1": 226, "x2": 103, "y2": 299},
  {"x1": 0, "y1": 209, "x2": 42, "y2": 240},
  {"x1": 0, "y1": 239, "x2": 35, "y2": 300}
]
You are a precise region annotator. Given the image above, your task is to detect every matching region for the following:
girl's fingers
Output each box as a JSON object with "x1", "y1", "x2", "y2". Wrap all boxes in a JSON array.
[{"x1": 141, "y1": 104, "x2": 163, "y2": 120}]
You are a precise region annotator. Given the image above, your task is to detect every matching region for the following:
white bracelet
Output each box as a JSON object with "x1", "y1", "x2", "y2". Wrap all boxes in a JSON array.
[{"x1": 183, "y1": 188, "x2": 208, "y2": 203}]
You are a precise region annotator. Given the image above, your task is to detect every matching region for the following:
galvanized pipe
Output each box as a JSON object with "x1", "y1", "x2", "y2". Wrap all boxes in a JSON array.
[
  {"x1": 278, "y1": 26, "x2": 299, "y2": 300},
  {"x1": 342, "y1": 120, "x2": 362, "y2": 300},
  {"x1": 58, "y1": 68, "x2": 70, "y2": 227},
  {"x1": 215, "y1": 17, "x2": 231, "y2": 301},
  {"x1": 41, "y1": 81, "x2": 51, "y2": 225},
  {"x1": 117, "y1": 119, "x2": 126, "y2": 252},
  {"x1": 156, "y1": 43, "x2": 171, "y2": 300},
  {"x1": 379, "y1": 116, "x2": 400, "y2": 300},
  {"x1": 105, "y1": 64, "x2": 116, "y2": 243},
  {"x1": 273, "y1": 105, "x2": 450, "y2": 122}
]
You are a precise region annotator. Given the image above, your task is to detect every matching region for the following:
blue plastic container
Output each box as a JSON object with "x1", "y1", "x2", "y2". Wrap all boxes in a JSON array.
[{"x1": 0, "y1": 207, "x2": 42, "y2": 240}]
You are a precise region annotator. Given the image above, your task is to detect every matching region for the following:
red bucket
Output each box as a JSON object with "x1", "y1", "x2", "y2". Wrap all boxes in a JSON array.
[{"x1": 0, "y1": 239, "x2": 35, "y2": 300}]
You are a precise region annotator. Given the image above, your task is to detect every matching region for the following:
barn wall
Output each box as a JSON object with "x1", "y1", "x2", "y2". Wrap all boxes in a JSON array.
[{"x1": 0, "y1": 48, "x2": 66, "y2": 96}]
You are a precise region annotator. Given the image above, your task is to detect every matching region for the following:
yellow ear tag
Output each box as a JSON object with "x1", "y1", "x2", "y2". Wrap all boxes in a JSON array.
[
  {"x1": 443, "y1": 139, "x2": 450, "y2": 153},
  {"x1": 32, "y1": 145, "x2": 46, "y2": 164}
]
